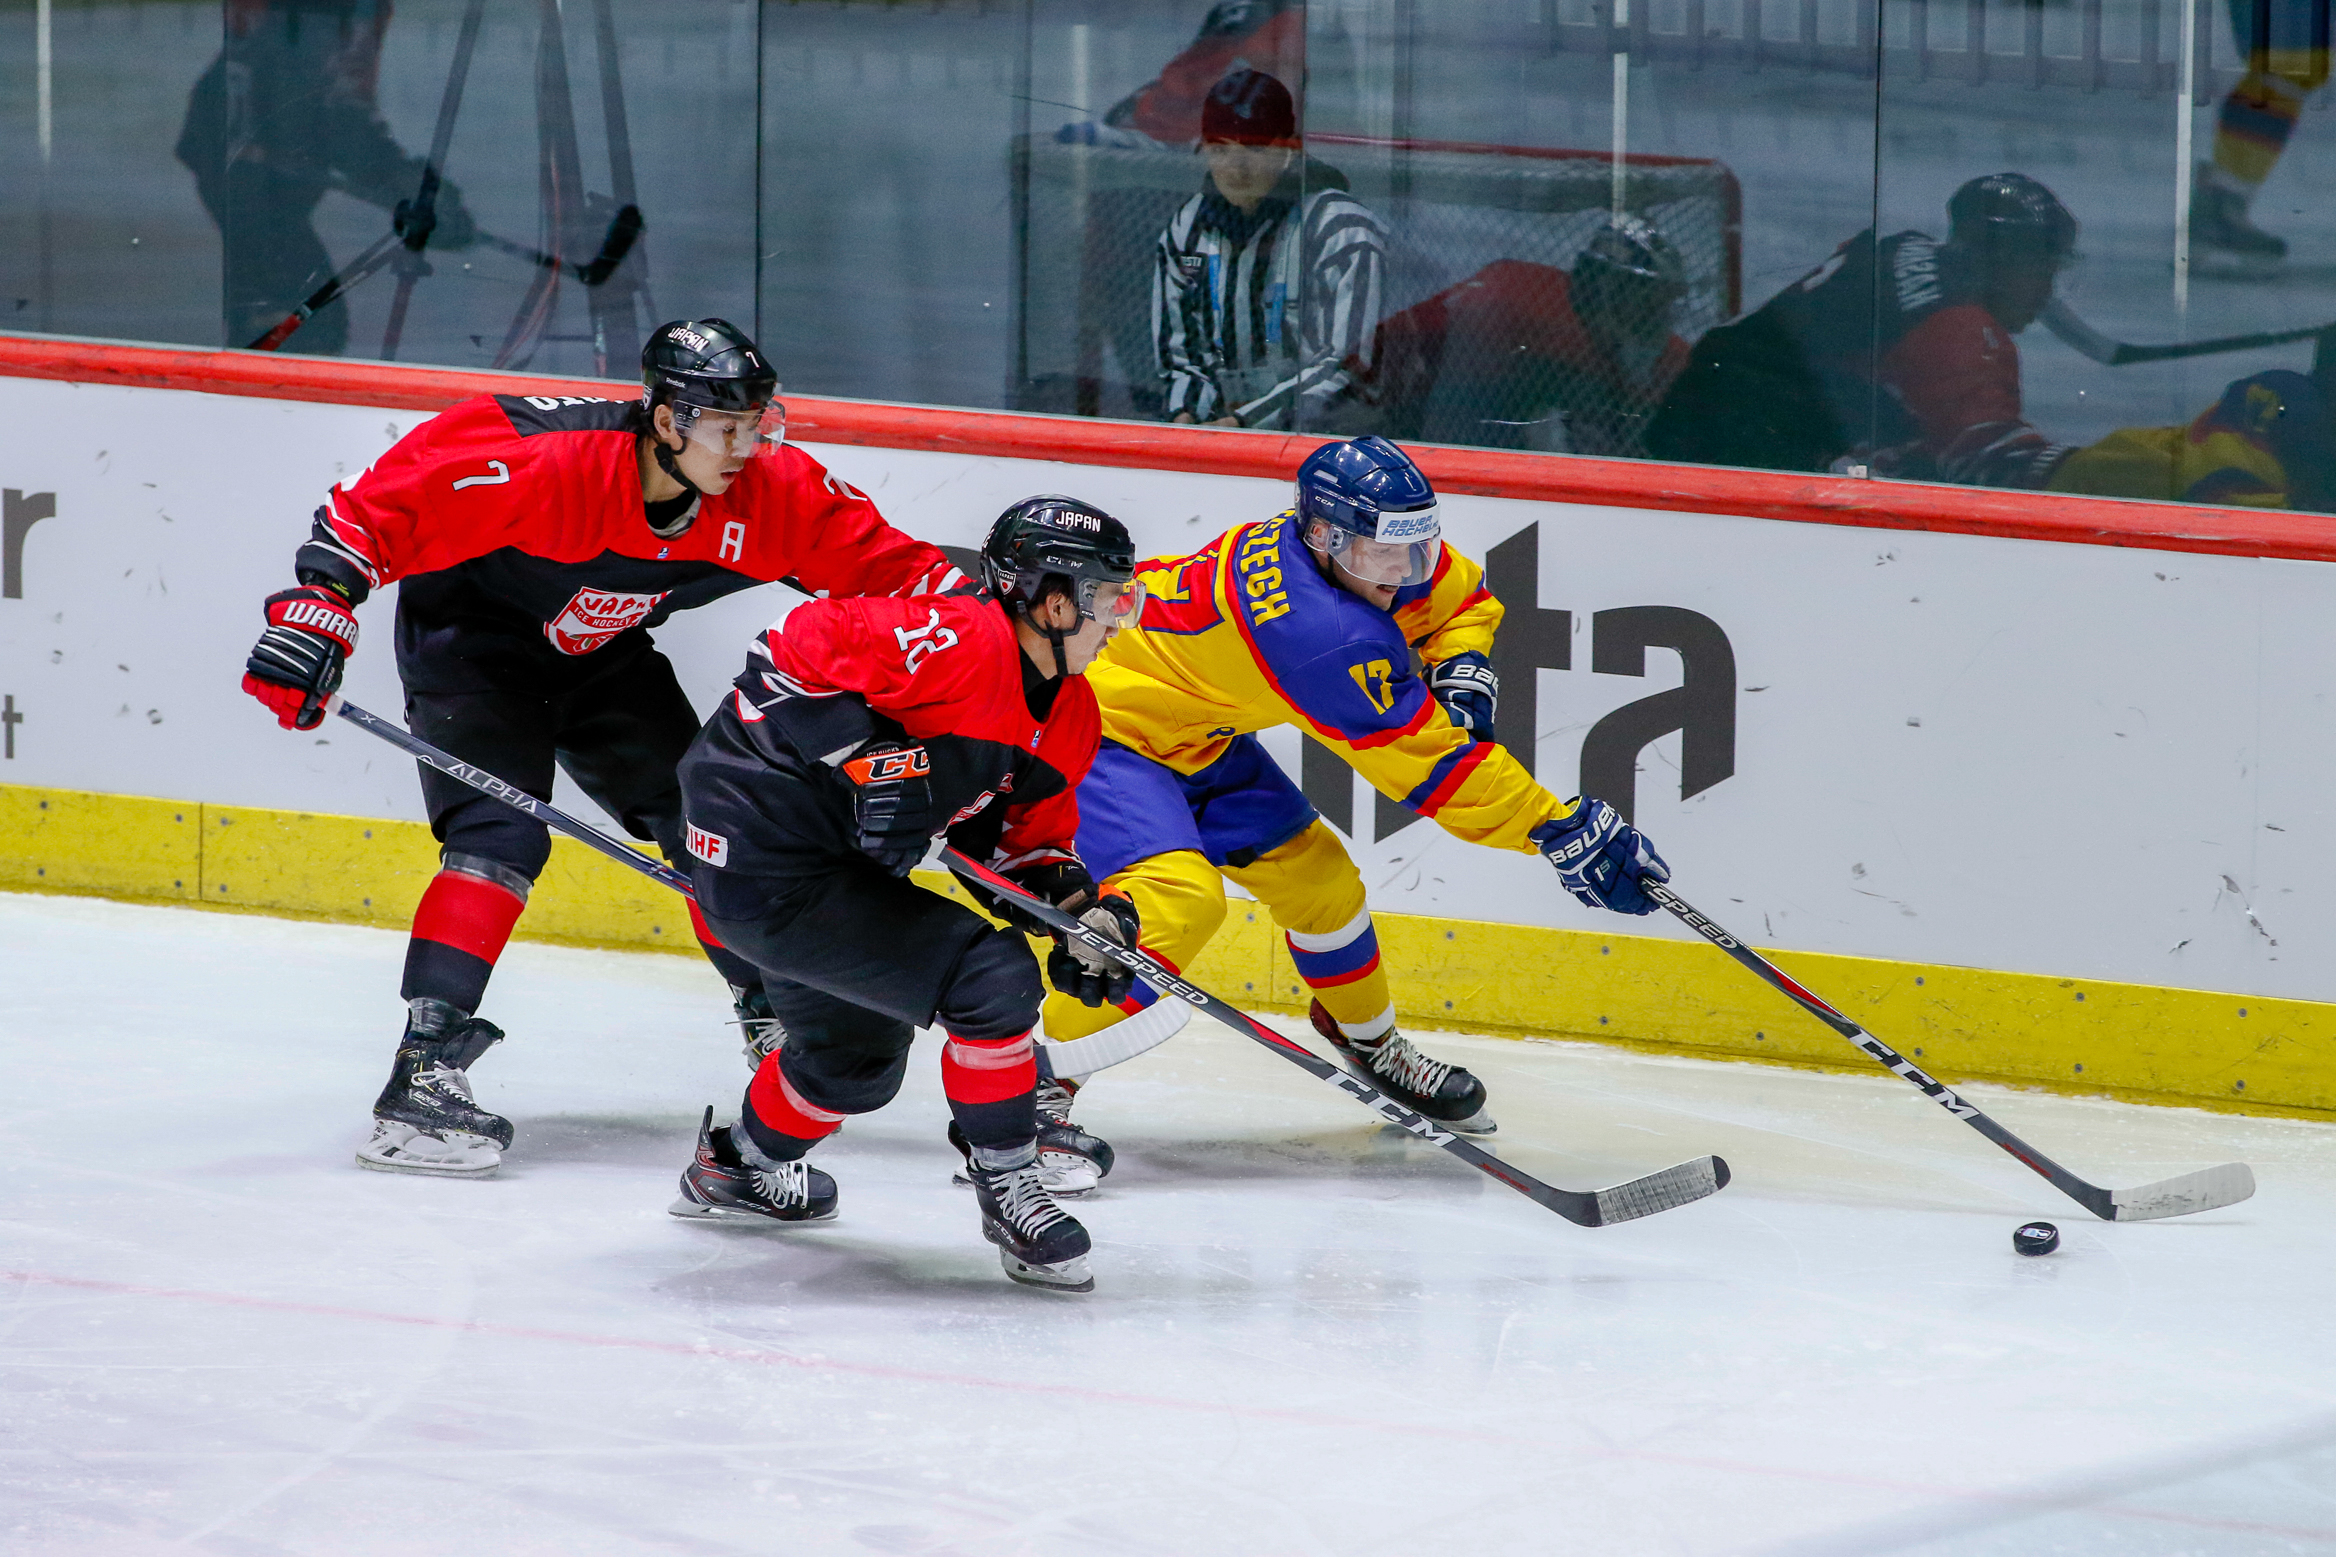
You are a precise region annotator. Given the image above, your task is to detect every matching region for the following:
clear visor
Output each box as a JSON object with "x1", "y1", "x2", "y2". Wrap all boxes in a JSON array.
[
  {"x1": 1085, "y1": 577, "x2": 1148, "y2": 625},
  {"x1": 675, "y1": 401, "x2": 786, "y2": 459},
  {"x1": 1311, "y1": 526, "x2": 1442, "y2": 588}
]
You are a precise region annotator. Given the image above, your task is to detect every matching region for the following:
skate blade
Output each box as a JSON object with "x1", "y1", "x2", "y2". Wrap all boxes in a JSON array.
[
  {"x1": 666, "y1": 1196, "x2": 838, "y2": 1225},
  {"x1": 355, "y1": 1149, "x2": 499, "y2": 1178},
  {"x1": 1447, "y1": 1109, "x2": 1497, "y2": 1135},
  {"x1": 355, "y1": 1124, "x2": 500, "y2": 1178},
  {"x1": 1000, "y1": 1250, "x2": 1094, "y2": 1293}
]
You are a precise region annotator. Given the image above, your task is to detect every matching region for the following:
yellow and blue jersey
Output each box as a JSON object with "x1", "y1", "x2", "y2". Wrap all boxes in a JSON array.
[{"x1": 1089, "y1": 510, "x2": 1571, "y2": 852}]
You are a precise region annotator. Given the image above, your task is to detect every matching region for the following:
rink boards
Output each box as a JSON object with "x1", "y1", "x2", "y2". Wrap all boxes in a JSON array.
[{"x1": 3, "y1": 336, "x2": 2335, "y2": 1120}]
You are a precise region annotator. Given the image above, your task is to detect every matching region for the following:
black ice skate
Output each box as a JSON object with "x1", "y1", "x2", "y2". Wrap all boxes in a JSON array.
[
  {"x1": 356, "y1": 999, "x2": 514, "y2": 1177},
  {"x1": 1034, "y1": 1076, "x2": 1114, "y2": 1196},
  {"x1": 668, "y1": 1106, "x2": 838, "y2": 1224},
  {"x1": 1310, "y1": 1000, "x2": 1496, "y2": 1134},
  {"x1": 952, "y1": 1127, "x2": 1094, "y2": 1292},
  {"x1": 2191, "y1": 167, "x2": 2288, "y2": 266},
  {"x1": 733, "y1": 985, "x2": 787, "y2": 1070}
]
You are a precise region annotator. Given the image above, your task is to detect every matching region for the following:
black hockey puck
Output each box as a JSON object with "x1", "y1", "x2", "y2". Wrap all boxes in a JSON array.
[{"x1": 2013, "y1": 1221, "x2": 2060, "y2": 1256}]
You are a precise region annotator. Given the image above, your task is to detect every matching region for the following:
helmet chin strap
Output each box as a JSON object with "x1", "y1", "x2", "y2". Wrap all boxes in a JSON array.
[{"x1": 650, "y1": 432, "x2": 703, "y2": 498}]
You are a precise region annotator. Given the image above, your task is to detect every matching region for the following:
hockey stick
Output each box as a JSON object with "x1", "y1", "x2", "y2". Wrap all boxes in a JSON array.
[
  {"x1": 246, "y1": 232, "x2": 407, "y2": 352},
  {"x1": 324, "y1": 694, "x2": 1727, "y2": 1226},
  {"x1": 480, "y1": 203, "x2": 643, "y2": 288},
  {"x1": 940, "y1": 847, "x2": 1729, "y2": 1228},
  {"x1": 1645, "y1": 881, "x2": 2254, "y2": 1222},
  {"x1": 326, "y1": 696, "x2": 696, "y2": 897},
  {"x1": 381, "y1": 0, "x2": 488, "y2": 361},
  {"x1": 2043, "y1": 298, "x2": 2336, "y2": 367},
  {"x1": 244, "y1": 204, "x2": 641, "y2": 353}
]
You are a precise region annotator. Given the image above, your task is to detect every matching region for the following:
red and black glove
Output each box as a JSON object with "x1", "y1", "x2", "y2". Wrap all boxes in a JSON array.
[{"x1": 242, "y1": 585, "x2": 359, "y2": 731}]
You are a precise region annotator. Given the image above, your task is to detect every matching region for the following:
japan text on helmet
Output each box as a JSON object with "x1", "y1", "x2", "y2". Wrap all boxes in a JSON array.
[
  {"x1": 1294, "y1": 436, "x2": 1442, "y2": 589},
  {"x1": 639, "y1": 319, "x2": 786, "y2": 483},
  {"x1": 982, "y1": 496, "x2": 1139, "y2": 624},
  {"x1": 1571, "y1": 215, "x2": 1689, "y2": 338},
  {"x1": 1946, "y1": 173, "x2": 2078, "y2": 269}
]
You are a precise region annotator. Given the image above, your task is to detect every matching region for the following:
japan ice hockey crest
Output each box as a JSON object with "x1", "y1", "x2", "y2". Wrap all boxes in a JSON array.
[{"x1": 544, "y1": 587, "x2": 672, "y2": 655}]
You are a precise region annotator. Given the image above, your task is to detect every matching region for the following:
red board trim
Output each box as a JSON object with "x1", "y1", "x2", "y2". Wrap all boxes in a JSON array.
[{"x1": 6, "y1": 331, "x2": 2336, "y2": 563}]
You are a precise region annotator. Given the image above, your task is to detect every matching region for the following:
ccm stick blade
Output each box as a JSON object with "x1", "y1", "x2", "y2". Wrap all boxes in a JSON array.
[
  {"x1": 1646, "y1": 881, "x2": 2254, "y2": 1222},
  {"x1": 324, "y1": 701, "x2": 1727, "y2": 1225},
  {"x1": 942, "y1": 848, "x2": 1727, "y2": 1228}
]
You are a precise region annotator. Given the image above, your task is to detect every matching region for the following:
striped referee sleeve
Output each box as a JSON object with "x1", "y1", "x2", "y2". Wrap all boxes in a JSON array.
[
  {"x1": 1230, "y1": 190, "x2": 1386, "y2": 428},
  {"x1": 1152, "y1": 196, "x2": 1220, "y2": 422}
]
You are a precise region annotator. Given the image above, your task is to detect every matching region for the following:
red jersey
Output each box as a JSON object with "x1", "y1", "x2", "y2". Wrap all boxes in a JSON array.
[
  {"x1": 294, "y1": 392, "x2": 963, "y2": 658},
  {"x1": 680, "y1": 594, "x2": 1101, "y2": 877}
]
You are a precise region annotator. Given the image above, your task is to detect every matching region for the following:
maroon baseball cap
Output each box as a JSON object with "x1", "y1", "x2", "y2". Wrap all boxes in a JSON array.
[{"x1": 1201, "y1": 69, "x2": 1299, "y2": 147}]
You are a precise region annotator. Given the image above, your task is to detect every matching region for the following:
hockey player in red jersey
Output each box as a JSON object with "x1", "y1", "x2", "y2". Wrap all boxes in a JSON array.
[
  {"x1": 239, "y1": 319, "x2": 967, "y2": 1179},
  {"x1": 666, "y1": 498, "x2": 1144, "y2": 1293}
]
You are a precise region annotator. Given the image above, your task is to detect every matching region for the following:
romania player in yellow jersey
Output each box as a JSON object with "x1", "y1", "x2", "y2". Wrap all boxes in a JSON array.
[{"x1": 1027, "y1": 436, "x2": 1669, "y2": 1176}]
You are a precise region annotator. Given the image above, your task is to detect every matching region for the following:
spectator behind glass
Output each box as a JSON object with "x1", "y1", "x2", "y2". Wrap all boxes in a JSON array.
[
  {"x1": 175, "y1": 0, "x2": 479, "y2": 354},
  {"x1": 1152, "y1": 70, "x2": 1387, "y2": 432},
  {"x1": 1644, "y1": 172, "x2": 2078, "y2": 489}
]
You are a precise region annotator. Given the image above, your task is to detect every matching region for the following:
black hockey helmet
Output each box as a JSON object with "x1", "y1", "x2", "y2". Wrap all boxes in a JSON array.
[
  {"x1": 982, "y1": 496, "x2": 1141, "y2": 672},
  {"x1": 1947, "y1": 173, "x2": 2078, "y2": 269},
  {"x1": 1571, "y1": 215, "x2": 1689, "y2": 339},
  {"x1": 641, "y1": 318, "x2": 779, "y2": 413}
]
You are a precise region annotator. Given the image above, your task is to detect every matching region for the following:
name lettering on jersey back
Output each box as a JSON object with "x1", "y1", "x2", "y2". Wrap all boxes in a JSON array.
[
  {"x1": 519, "y1": 394, "x2": 628, "y2": 412},
  {"x1": 544, "y1": 587, "x2": 673, "y2": 655},
  {"x1": 1235, "y1": 521, "x2": 1290, "y2": 624},
  {"x1": 895, "y1": 608, "x2": 960, "y2": 673}
]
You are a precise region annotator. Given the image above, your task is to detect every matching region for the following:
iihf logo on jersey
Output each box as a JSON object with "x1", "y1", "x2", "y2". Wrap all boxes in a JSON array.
[
  {"x1": 544, "y1": 587, "x2": 673, "y2": 655},
  {"x1": 685, "y1": 822, "x2": 729, "y2": 867}
]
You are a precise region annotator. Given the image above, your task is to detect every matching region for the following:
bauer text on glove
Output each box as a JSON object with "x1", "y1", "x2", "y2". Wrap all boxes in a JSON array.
[
  {"x1": 1425, "y1": 651, "x2": 1497, "y2": 740},
  {"x1": 1532, "y1": 798, "x2": 1669, "y2": 916}
]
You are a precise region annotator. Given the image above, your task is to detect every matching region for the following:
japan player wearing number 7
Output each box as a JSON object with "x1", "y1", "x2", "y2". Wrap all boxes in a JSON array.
[
  {"x1": 237, "y1": 320, "x2": 970, "y2": 1179},
  {"x1": 664, "y1": 499, "x2": 1145, "y2": 1293}
]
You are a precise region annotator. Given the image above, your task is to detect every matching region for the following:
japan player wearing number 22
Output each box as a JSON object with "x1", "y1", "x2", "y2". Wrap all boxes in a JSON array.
[
  {"x1": 237, "y1": 319, "x2": 967, "y2": 1180},
  {"x1": 666, "y1": 499, "x2": 1146, "y2": 1293}
]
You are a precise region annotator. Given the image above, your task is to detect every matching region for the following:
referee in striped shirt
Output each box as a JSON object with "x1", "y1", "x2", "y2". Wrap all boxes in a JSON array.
[{"x1": 1152, "y1": 70, "x2": 1387, "y2": 432}]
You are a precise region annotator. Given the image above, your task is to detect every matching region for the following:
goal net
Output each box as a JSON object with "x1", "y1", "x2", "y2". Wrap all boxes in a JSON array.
[{"x1": 1009, "y1": 133, "x2": 1742, "y2": 452}]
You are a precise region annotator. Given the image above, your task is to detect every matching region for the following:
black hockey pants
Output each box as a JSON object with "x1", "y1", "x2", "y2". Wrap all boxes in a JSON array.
[{"x1": 696, "y1": 860, "x2": 1045, "y2": 1156}]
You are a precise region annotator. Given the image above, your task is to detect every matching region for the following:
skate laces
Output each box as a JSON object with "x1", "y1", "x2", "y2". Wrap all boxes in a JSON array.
[
  {"x1": 1359, "y1": 1032, "x2": 1454, "y2": 1097},
  {"x1": 416, "y1": 1061, "x2": 478, "y2": 1105},
  {"x1": 1035, "y1": 1079, "x2": 1075, "y2": 1123},
  {"x1": 750, "y1": 1159, "x2": 809, "y2": 1207},
  {"x1": 991, "y1": 1164, "x2": 1071, "y2": 1237}
]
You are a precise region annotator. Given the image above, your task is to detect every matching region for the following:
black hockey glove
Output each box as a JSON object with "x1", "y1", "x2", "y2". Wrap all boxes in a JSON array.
[
  {"x1": 1048, "y1": 893, "x2": 1143, "y2": 1008},
  {"x1": 243, "y1": 584, "x2": 359, "y2": 731},
  {"x1": 1425, "y1": 651, "x2": 1498, "y2": 741},
  {"x1": 838, "y1": 740, "x2": 936, "y2": 875},
  {"x1": 977, "y1": 856, "x2": 1100, "y2": 936}
]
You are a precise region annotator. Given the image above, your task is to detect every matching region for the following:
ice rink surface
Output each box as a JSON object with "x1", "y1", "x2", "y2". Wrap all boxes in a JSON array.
[{"x1": 4, "y1": 892, "x2": 2334, "y2": 1556}]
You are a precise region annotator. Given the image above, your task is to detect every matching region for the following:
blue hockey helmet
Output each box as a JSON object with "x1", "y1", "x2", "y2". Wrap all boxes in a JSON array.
[{"x1": 1294, "y1": 436, "x2": 1442, "y2": 588}]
